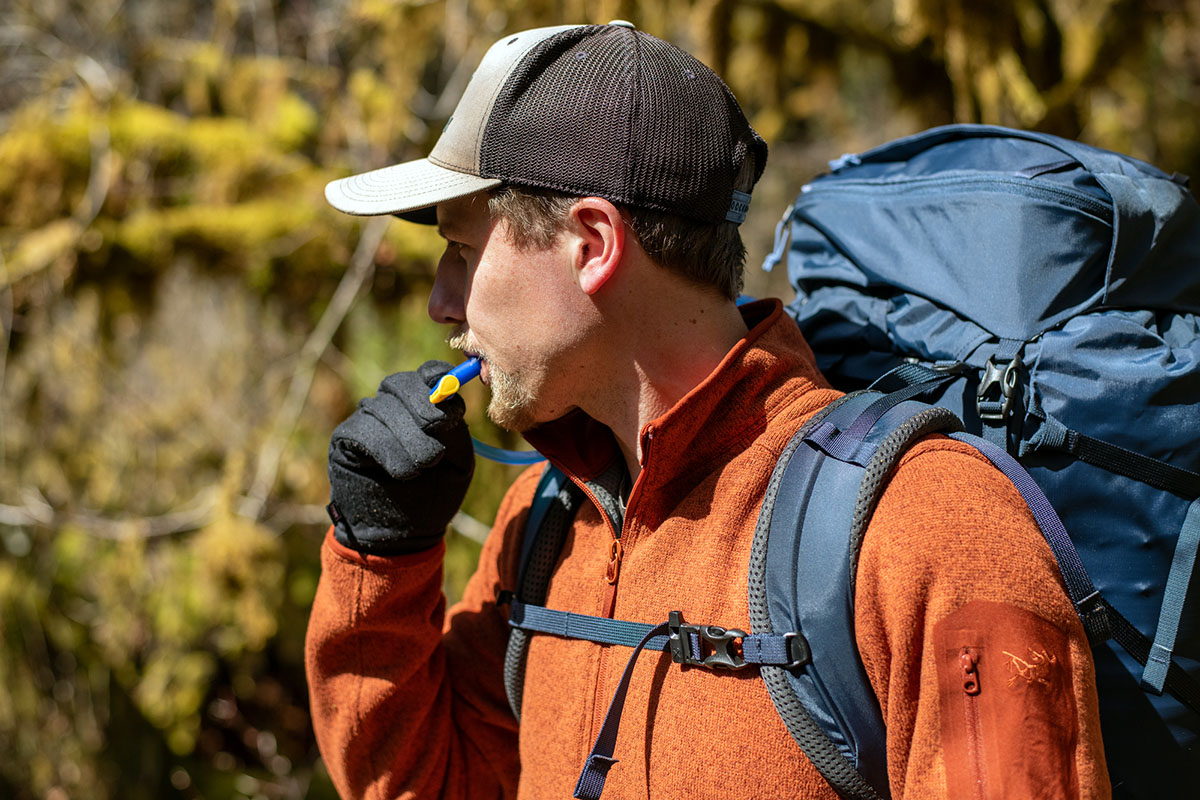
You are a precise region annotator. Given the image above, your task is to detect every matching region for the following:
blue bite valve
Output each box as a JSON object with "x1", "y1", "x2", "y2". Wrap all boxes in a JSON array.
[
  {"x1": 429, "y1": 357, "x2": 483, "y2": 403},
  {"x1": 426, "y1": 355, "x2": 546, "y2": 465}
]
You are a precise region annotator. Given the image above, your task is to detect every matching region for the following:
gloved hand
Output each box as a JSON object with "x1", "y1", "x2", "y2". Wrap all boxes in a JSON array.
[{"x1": 327, "y1": 360, "x2": 475, "y2": 555}]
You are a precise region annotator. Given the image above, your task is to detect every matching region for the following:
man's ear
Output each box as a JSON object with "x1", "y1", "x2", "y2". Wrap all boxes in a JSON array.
[{"x1": 569, "y1": 198, "x2": 626, "y2": 296}]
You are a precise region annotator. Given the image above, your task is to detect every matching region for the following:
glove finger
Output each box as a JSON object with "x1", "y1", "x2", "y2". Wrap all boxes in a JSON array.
[
  {"x1": 329, "y1": 361, "x2": 471, "y2": 481},
  {"x1": 417, "y1": 359, "x2": 456, "y2": 389},
  {"x1": 329, "y1": 407, "x2": 400, "y2": 471},
  {"x1": 329, "y1": 391, "x2": 429, "y2": 480},
  {"x1": 358, "y1": 398, "x2": 445, "y2": 478}
]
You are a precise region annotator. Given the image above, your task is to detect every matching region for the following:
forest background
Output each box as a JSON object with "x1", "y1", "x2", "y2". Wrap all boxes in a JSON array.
[{"x1": 1, "y1": 0, "x2": 1198, "y2": 797}]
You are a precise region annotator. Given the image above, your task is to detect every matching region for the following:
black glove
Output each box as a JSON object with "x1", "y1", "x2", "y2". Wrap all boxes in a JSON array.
[{"x1": 327, "y1": 360, "x2": 474, "y2": 555}]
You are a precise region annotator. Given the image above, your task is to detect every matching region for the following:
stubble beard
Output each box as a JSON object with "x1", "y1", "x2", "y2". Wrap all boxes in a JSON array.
[{"x1": 446, "y1": 331, "x2": 539, "y2": 432}]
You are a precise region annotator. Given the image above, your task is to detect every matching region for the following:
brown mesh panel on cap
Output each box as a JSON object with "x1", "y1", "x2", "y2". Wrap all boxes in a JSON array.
[{"x1": 479, "y1": 25, "x2": 765, "y2": 225}]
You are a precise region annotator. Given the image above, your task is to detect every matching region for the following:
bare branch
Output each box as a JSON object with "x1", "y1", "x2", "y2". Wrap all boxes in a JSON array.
[
  {"x1": 75, "y1": 125, "x2": 114, "y2": 227},
  {"x1": 262, "y1": 503, "x2": 331, "y2": 530},
  {"x1": 0, "y1": 488, "x2": 215, "y2": 538},
  {"x1": 240, "y1": 215, "x2": 390, "y2": 521},
  {"x1": 0, "y1": 250, "x2": 11, "y2": 470},
  {"x1": 450, "y1": 511, "x2": 490, "y2": 545}
]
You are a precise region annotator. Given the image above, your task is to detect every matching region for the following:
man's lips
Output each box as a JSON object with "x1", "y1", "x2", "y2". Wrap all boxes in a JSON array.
[{"x1": 459, "y1": 349, "x2": 489, "y2": 385}]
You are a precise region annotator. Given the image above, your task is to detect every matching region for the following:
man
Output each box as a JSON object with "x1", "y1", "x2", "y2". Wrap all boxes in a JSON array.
[{"x1": 307, "y1": 21, "x2": 1111, "y2": 799}]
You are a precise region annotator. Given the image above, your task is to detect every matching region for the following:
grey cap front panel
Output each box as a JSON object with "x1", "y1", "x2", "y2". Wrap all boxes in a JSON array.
[{"x1": 429, "y1": 25, "x2": 580, "y2": 175}]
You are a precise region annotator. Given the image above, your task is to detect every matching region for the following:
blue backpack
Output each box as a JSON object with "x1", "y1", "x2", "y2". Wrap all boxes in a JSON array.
[
  {"x1": 765, "y1": 124, "x2": 1200, "y2": 795},
  {"x1": 500, "y1": 125, "x2": 1200, "y2": 798}
]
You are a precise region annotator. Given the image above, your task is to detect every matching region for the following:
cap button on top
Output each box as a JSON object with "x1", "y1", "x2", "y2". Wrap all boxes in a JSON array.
[{"x1": 607, "y1": 20, "x2": 636, "y2": 29}]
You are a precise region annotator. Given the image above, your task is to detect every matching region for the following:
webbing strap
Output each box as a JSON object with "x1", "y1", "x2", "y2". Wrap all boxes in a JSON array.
[
  {"x1": 1141, "y1": 497, "x2": 1200, "y2": 693},
  {"x1": 509, "y1": 601, "x2": 801, "y2": 667},
  {"x1": 573, "y1": 622, "x2": 670, "y2": 800},
  {"x1": 510, "y1": 601, "x2": 810, "y2": 799},
  {"x1": 953, "y1": 433, "x2": 1200, "y2": 715},
  {"x1": 867, "y1": 362, "x2": 954, "y2": 394},
  {"x1": 949, "y1": 432, "x2": 1111, "y2": 643},
  {"x1": 1068, "y1": 429, "x2": 1200, "y2": 499},
  {"x1": 510, "y1": 602, "x2": 667, "y2": 651},
  {"x1": 844, "y1": 373, "x2": 955, "y2": 443},
  {"x1": 1108, "y1": 601, "x2": 1200, "y2": 715},
  {"x1": 1021, "y1": 414, "x2": 1200, "y2": 500},
  {"x1": 806, "y1": 385, "x2": 954, "y2": 468}
]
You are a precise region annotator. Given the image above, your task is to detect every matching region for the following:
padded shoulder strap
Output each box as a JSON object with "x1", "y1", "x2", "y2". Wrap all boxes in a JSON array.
[
  {"x1": 520, "y1": 465, "x2": 570, "y2": 575},
  {"x1": 504, "y1": 464, "x2": 582, "y2": 720},
  {"x1": 749, "y1": 391, "x2": 963, "y2": 800}
]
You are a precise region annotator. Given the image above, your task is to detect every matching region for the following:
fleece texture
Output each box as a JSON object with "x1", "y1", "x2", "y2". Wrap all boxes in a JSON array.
[{"x1": 305, "y1": 299, "x2": 1110, "y2": 799}]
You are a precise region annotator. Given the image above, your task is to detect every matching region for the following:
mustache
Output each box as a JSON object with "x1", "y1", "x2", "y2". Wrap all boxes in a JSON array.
[{"x1": 446, "y1": 328, "x2": 484, "y2": 361}]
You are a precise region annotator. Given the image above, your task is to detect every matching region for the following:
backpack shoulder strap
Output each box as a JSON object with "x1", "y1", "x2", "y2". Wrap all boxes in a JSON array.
[
  {"x1": 504, "y1": 463, "x2": 583, "y2": 720},
  {"x1": 749, "y1": 390, "x2": 964, "y2": 800}
]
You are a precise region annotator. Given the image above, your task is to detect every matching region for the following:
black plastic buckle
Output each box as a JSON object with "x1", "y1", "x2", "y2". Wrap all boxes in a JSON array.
[
  {"x1": 976, "y1": 356, "x2": 1019, "y2": 421},
  {"x1": 667, "y1": 611, "x2": 748, "y2": 670}
]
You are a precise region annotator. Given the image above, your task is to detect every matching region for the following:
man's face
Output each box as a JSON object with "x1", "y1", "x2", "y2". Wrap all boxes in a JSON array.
[{"x1": 429, "y1": 193, "x2": 593, "y2": 431}]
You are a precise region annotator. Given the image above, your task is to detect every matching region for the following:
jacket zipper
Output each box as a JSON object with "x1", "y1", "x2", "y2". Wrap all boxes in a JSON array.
[
  {"x1": 567, "y1": 473, "x2": 629, "y2": 750},
  {"x1": 602, "y1": 539, "x2": 623, "y2": 617},
  {"x1": 599, "y1": 429, "x2": 653, "y2": 618},
  {"x1": 960, "y1": 646, "x2": 986, "y2": 800},
  {"x1": 568, "y1": 479, "x2": 624, "y2": 618}
]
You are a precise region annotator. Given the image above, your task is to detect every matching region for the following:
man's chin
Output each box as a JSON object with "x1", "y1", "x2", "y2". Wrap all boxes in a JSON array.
[{"x1": 485, "y1": 400, "x2": 537, "y2": 434}]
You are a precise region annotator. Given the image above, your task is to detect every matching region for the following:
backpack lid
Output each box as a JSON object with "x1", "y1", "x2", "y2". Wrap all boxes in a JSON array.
[{"x1": 791, "y1": 124, "x2": 1200, "y2": 340}]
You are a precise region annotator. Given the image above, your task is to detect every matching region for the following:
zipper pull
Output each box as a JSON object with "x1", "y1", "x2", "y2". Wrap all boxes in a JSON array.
[
  {"x1": 960, "y1": 647, "x2": 981, "y2": 695},
  {"x1": 605, "y1": 539, "x2": 624, "y2": 584},
  {"x1": 601, "y1": 539, "x2": 624, "y2": 618}
]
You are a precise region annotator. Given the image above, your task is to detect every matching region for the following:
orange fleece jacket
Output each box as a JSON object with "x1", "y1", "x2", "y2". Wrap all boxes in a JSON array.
[{"x1": 306, "y1": 300, "x2": 1110, "y2": 799}]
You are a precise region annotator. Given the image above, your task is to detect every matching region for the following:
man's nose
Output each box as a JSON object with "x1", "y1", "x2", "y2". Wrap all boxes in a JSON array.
[{"x1": 428, "y1": 255, "x2": 466, "y2": 325}]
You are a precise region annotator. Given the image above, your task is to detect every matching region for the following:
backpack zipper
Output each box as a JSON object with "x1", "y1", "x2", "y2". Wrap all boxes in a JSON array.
[
  {"x1": 800, "y1": 175, "x2": 1112, "y2": 221},
  {"x1": 959, "y1": 646, "x2": 987, "y2": 799}
]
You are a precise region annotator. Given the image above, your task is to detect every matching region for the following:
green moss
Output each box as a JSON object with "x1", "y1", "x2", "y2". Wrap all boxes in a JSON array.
[{"x1": 112, "y1": 199, "x2": 319, "y2": 263}]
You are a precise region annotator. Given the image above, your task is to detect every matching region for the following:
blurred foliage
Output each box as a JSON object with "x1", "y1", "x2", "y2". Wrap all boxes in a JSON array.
[{"x1": 0, "y1": 0, "x2": 1197, "y2": 797}]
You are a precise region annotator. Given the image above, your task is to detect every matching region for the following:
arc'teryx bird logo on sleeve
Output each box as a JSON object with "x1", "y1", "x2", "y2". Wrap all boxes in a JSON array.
[{"x1": 1002, "y1": 648, "x2": 1058, "y2": 688}]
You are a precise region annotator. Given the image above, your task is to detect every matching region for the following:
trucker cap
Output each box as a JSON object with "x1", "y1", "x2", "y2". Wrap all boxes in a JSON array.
[{"x1": 324, "y1": 21, "x2": 767, "y2": 226}]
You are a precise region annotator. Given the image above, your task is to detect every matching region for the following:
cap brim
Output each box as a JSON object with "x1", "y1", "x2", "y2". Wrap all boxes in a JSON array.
[{"x1": 324, "y1": 158, "x2": 502, "y2": 223}]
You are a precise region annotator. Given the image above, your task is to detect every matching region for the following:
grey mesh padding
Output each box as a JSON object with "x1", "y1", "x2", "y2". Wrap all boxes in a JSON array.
[
  {"x1": 847, "y1": 407, "x2": 963, "y2": 593},
  {"x1": 747, "y1": 393, "x2": 960, "y2": 799},
  {"x1": 504, "y1": 462, "x2": 624, "y2": 720}
]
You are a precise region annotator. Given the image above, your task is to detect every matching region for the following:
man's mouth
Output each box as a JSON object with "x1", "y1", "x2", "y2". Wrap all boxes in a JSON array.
[{"x1": 455, "y1": 345, "x2": 490, "y2": 385}]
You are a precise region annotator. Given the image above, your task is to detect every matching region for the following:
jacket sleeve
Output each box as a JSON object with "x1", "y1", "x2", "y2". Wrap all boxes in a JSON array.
[
  {"x1": 305, "y1": 465, "x2": 545, "y2": 800},
  {"x1": 854, "y1": 438, "x2": 1111, "y2": 799}
]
